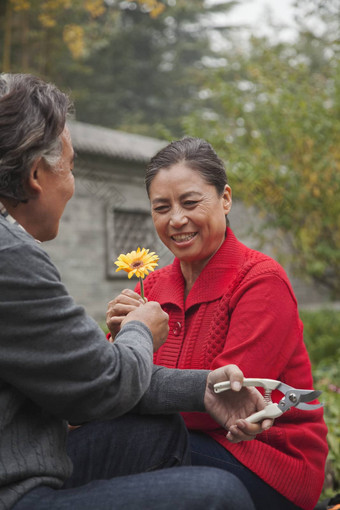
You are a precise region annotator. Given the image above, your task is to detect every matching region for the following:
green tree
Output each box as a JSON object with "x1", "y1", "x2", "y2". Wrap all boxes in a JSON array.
[
  {"x1": 0, "y1": 0, "x2": 166, "y2": 74},
  {"x1": 0, "y1": 0, "x2": 239, "y2": 137},
  {"x1": 183, "y1": 22, "x2": 339, "y2": 295},
  {"x1": 63, "y1": 0, "x2": 239, "y2": 137}
]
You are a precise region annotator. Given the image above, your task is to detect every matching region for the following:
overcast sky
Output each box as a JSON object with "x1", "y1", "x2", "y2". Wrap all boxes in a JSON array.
[
  {"x1": 227, "y1": 0, "x2": 295, "y2": 25},
  {"x1": 210, "y1": 0, "x2": 298, "y2": 41}
]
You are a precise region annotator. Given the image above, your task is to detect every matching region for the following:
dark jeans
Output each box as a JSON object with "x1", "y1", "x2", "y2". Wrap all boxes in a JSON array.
[
  {"x1": 190, "y1": 431, "x2": 302, "y2": 510},
  {"x1": 13, "y1": 414, "x2": 255, "y2": 510}
]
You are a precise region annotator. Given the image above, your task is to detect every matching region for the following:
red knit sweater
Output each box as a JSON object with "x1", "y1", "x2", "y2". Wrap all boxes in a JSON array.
[{"x1": 140, "y1": 229, "x2": 328, "y2": 510}]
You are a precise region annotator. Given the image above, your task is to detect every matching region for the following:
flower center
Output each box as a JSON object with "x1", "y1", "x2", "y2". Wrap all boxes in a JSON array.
[{"x1": 132, "y1": 260, "x2": 143, "y2": 268}]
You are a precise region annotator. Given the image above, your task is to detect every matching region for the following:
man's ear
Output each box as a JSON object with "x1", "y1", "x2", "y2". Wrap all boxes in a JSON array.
[{"x1": 27, "y1": 158, "x2": 44, "y2": 195}]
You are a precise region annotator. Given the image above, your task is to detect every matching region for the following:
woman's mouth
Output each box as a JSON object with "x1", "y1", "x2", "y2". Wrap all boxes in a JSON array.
[{"x1": 171, "y1": 232, "x2": 197, "y2": 243}]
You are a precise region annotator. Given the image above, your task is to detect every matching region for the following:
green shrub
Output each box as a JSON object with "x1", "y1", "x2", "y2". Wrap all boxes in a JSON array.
[
  {"x1": 301, "y1": 309, "x2": 340, "y2": 372},
  {"x1": 301, "y1": 309, "x2": 340, "y2": 499}
]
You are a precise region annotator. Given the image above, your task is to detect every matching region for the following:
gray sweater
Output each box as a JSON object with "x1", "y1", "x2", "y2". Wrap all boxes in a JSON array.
[{"x1": 0, "y1": 216, "x2": 207, "y2": 510}]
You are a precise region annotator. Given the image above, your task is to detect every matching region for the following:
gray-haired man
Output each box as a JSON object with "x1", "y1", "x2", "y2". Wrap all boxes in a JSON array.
[{"x1": 0, "y1": 73, "x2": 268, "y2": 510}]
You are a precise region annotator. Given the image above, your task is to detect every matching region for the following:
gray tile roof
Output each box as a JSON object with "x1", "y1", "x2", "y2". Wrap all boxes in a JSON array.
[{"x1": 68, "y1": 120, "x2": 167, "y2": 163}]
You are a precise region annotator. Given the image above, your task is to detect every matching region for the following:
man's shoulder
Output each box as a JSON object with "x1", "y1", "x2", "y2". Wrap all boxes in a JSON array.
[
  {"x1": 0, "y1": 216, "x2": 59, "y2": 280},
  {"x1": 0, "y1": 215, "x2": 35, "y2": 251}
]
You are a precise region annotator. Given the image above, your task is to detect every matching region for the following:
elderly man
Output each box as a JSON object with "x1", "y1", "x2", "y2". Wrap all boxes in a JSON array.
[{"x1": 0, "y1": 74, "x2": 268, "y2": 510}]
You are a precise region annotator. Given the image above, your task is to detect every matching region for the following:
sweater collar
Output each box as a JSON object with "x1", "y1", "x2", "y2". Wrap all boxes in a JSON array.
[
  {"x1": 0, "y1": 201, "x2": 19, "y2": 226},
  {"x1": 0, "y1": 200, "x2": 41, "y2": 243},
  {"x1": 154, "y1": 228, "x2": 247, "y2": 310}
]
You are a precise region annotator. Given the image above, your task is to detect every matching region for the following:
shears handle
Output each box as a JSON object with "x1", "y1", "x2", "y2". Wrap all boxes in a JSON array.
[
  {"x1": 214, "y1": 378, "x2": 280, "y2": 393},
  {"x1": 213, "y1": 378, "x2": 282, "y2": 424},
  {"x1": 245, "y1": 403, "x2": 283, "y2": 423}
]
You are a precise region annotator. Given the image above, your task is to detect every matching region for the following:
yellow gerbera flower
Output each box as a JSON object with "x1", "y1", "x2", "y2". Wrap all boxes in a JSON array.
[
  {"x1": 114, "y1": 247, "x2": 159, "y2": 279},
  {"x1": 114, "y1": 247, "x2": 159, "y2": 300}
]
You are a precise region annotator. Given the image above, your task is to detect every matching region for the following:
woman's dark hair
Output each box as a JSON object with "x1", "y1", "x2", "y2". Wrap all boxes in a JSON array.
[
  {"x1": 0, "y1": 73, "x2": 73, "y2": 202},
  {"x1": 145, "y1": 137, "x2": 228, "y2": 197}
]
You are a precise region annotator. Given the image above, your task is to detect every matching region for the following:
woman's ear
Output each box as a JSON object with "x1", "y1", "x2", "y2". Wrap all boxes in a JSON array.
[{"x1": 222, "y1": 185, "x2": 232, "y2": 214}]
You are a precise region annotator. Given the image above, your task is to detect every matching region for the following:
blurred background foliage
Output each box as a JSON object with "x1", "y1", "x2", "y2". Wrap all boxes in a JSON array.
[
  {"x1": 1, "y1": 0, "x2": 339, "y2": 500},
  {"x1": 1, "y1": 0, "x2": 338, "y2": 297},
  {"x1": 301, "y1": 309, "x2": 340, "y2": 500}
]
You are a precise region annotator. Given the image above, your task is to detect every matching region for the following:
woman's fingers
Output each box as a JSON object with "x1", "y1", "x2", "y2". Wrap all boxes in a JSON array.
[{"x1": 106, "y1": 289, "x2": 144, "y2": 339}]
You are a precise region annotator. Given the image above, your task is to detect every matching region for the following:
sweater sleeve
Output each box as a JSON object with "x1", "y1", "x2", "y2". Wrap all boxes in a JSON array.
[
  {"x1": 213, "y1": 270, "x2": 308, "y2": 382},
  {"x1": 0, "y1": 240, "x2": 154, "y2": 424},
  {"x1": 184, "y1": 267, "x2": 313, "y2": 431},
  {"x1": 136, "y1": 366, "x2": 208, "y2": 414}
]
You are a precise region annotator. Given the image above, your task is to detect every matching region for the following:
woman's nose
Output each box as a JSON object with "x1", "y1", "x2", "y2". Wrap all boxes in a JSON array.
[{"x1": 169, "y1": 209, "x2": 188, "y2": 228}]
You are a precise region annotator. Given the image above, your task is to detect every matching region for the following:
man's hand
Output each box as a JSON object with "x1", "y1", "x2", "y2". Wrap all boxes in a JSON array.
[
  {"x1": 120, "y1": 300, "x2": 169, "y2": 352},
  {"x1": 106, "y1": 289, "x2": 144, "y2": 340},
  {"x1": 204, "y1": 365, "x2": 273, "y2": 443}
]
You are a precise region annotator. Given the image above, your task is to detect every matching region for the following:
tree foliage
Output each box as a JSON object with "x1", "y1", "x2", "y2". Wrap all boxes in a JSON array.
[
  {"x1": 1, "y1": 0, "x2": 238, "y2": 136},
  {"x1": 1, "y1": 0, "x2": 338, "y2": 295},
  {"x1": 61, "y1": 0, "x2": 238, "y2": 136},
  {"x1": 183, "y1": 4, "x2": 340, "y2": 297},
  {"x1": 1, "y1": 0, "x2": 167, "y2": 72}
]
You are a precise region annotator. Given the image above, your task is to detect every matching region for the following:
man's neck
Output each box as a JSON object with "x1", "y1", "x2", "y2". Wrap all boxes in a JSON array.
[
  {"x1": 0, "y1": 199, "x2": 41, "y2": 242},
  {"x1": 0, "y1": 200, "x2": 19, "y2": 225}
]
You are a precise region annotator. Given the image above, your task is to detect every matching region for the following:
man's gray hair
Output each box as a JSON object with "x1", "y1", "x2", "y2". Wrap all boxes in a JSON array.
[{"x1": 0, "y1": 73, "x2": 73, "y2": 202}]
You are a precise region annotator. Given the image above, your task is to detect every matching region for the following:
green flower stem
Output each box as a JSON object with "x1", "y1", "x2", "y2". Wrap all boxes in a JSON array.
[{"x1": 139, "y1": 277, "x2": 145, "y2": 300}]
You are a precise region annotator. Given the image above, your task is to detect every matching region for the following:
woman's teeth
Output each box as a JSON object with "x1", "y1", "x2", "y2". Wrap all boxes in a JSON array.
[{"x1": 172, "y1": 233, "x2": 196, "y2": 242}]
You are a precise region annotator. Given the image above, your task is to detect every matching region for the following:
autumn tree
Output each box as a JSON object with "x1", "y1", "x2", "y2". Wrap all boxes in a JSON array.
[
  {"x1": 59, "y1": 0, "x2": 238, "y2": 136},
  {"x1": 1, "y1": 0, "x2": 166, "y2": 74},
  {"x1": 0, "y1": 0, "x2": 239, "y2": 136},
  {"x1": 183, "y1": 3, "x2": 340, "y2": 296}
]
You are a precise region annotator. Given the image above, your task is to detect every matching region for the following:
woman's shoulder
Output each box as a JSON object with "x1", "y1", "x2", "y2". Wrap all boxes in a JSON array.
[
  {"x1": 229, "y1": 230, "x2": 288, "y2": 279},
  {"x1": 244, "y1": 247, "x2": 289, "y2": 280},
  {"x1": 143, "y1": 263, "x2": 174, "y2": 291}
]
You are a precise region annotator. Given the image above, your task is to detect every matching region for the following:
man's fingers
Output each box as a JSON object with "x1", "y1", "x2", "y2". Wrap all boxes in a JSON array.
[
  {"x1": 226, "y1": 416, "x2": 274, "y2": 442},
  {"x1": 107, "y1": 316, "x2": 124, "y2": 324},
  {"x1": 234, "y1": 417, "x2": 274, "y2": 435},
  {"x1": 226, "y1": 429, "x2": 257, "y2": 443},
  {"x1": 226, "y1": 421, "x2": 262, "y2": 443},
  {"x1": 109, "y1": 303, "x2": 140, "y2": 316},
  {"x1": 259, "y1": 418, "x2": 273, "y2": 430},
  {"x1": 208, "y1": 364, "x2": 244, "y2": 391},
  {"x1": 224, "y1": 365, "x2": 244, "y2": 392}
]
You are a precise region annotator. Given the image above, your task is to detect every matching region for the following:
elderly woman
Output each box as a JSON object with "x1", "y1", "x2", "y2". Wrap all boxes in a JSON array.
[{"x1": 107, "y1": 137, "x2": 328, "y2": 510}]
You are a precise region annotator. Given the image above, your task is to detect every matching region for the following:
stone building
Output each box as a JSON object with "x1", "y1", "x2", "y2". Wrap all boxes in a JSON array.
[{"x1": 43, "y1": 120, "x2": 329, "y2": 321}]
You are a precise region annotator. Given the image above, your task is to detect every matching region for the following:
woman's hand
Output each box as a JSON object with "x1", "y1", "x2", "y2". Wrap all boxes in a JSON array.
[
  {"x1": 106, "y1": 289, "x2": 169, "y2": 351},
  {"x1": 106, "y1": 289, "x2": 144, "y2": 341},
  {"x1": 204, "y1": 365, "x2": 273, "y2": 443}
]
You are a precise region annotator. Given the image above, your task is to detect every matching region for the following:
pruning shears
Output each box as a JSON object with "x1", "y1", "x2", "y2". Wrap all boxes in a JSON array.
[{"x1": 214, "y1": 378, "x2": 323, "y2": 424}]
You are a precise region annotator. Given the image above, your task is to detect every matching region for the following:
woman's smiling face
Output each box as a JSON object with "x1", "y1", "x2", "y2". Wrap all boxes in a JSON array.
[{"x1": 149, "y1": 162, "x2": 232, "y2": 267}]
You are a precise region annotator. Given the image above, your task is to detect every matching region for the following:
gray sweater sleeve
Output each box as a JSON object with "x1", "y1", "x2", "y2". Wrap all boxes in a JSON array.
[
  {"x1": 0, "y1": 219, "x2": 212, "y2": 510},
  {"x1": 136, "y1": 365, "x2": 208, "y2": 414},
  {"x1": 0, "y1": 228, "x2": 154, "y2": 423}
]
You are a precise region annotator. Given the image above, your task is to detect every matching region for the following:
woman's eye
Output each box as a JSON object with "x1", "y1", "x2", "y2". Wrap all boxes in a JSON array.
[
  {"x1": 153, "y1": 206, "x2": 169, "y2": 213},
  {"x1": 184, "y1": 201, "x2": 198, "y2": 207}
]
